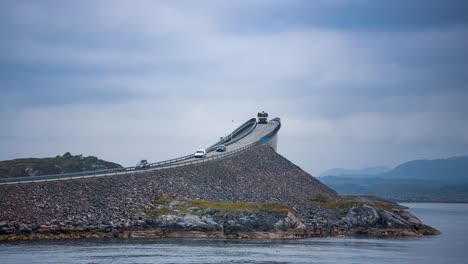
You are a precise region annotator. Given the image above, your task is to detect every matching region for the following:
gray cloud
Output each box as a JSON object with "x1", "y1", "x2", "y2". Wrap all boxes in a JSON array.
[{"x1": 0, "y1": 0, "x2": 467, "y2": 174}]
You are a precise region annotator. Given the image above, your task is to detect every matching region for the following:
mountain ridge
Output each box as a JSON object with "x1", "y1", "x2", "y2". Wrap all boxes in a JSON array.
[
  {"x1": 319, "y1": 166, "x2": 390, "y2": 177},
  {"x1": 320, "y1": 155, "x2": 468, "y2": 202}
]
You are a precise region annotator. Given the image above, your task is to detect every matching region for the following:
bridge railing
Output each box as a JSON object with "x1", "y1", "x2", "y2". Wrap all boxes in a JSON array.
[
  {"x1": 0, "y1": 119, "x2": 281, "y2": 184},
  {"x1": 206, "y1": 118, "x2": 257, "y2": 152},
  {"x1": 134, "y1": 119, "x2": 280, "y2": 172},
  {"x1": 261, "y1": 118, "x2": 281, "y2": 140}
]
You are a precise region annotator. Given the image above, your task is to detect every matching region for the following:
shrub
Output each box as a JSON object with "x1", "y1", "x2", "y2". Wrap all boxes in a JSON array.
[{"x1": 309, "y1": 194, "x2": 327, "y2": 203}]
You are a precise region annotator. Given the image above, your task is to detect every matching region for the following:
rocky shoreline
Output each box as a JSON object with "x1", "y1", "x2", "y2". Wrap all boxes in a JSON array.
[
  {"x1": 0, "y1": 146, "x2": 439, "y2": 241},
  {"x1": 0, "y1": 198, "x2": 438, "y2": 241}
]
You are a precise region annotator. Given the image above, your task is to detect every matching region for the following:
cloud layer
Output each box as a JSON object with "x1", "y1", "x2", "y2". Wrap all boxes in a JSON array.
[{"x1": 1, "y1": 0, "x2": 467, "y2": 174}]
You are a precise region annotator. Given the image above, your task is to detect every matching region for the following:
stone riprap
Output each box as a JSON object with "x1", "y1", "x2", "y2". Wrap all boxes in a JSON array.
[{"x1": 0, "y1": 145, "x2": 438, "y2": 240}]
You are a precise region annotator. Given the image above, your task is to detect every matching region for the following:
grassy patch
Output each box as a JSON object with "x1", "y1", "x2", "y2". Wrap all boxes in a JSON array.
[
  {"x1": 311, "y1": 199, "x2": 396, "y2": 213},
  {"x1": 320, "y1": 201, "x2": 359, "y2": 212},
  {"x1": 185, "y1": 200, "x2": 290, "y2": 213},
  {"x1": 146, "y1": 207, "x2": 171, "y2": 218},
  {"x1": 152, "y1": 197, "x2": 174, "y2": 205},
  {"x1": 308, "y1": 194, "x2": 328, "y2": 203},
  {"x1": 144, "y1": 198, "x2": 290, "y2": 217},
  {"x1": 371, "y1": 203, "x2": 395, "y2": 211}
]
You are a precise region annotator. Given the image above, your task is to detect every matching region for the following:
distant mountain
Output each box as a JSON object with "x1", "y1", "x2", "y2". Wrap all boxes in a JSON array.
[
  {"x1": 320, "y1": 156, "x2": 468, "y2": 202},
  {"x1": 0, "y1": 152, "x2": 122, "y2": 179},
  {"x1": 319, "y1": 166, "x2": 390, "y2": 177},
  {"x1": 382, "y1": 156, "x2": 468, "y2": 182}
]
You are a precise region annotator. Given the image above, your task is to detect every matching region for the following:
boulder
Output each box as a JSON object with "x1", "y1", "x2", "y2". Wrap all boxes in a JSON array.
[
  {"x1": 177, "y1": 215, "x2": 213, "y2": 232},
  {"x1": 0, "y1": 226, "x2": 15, "y2": 234},
  {"x1": 343, "y1": 204, "x2": 380, "y2": 227},
  {"x1": 275, "y1": 212, "x2": 306, "y2": 233},
  {"x1": 19, "y1": 227, "x2": 32, "y2": 234},
  {"x1": 155, "y1": 215, "x2": 179, "y2": 228},
  {"x1": 378, "y1": 210, "x2": 412, "y2": 229},
  {"x1": 398, "y1": 210, "x2": 422, "y2": 227}
]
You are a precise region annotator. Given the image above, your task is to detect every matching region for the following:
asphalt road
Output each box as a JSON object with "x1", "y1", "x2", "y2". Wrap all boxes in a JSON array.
[
  {"x1": 171, "y1": 120, "x2": 279, "y2": 164},
  {"x1": 0, "y1": 119, "x2": 280, "y2": 184}
]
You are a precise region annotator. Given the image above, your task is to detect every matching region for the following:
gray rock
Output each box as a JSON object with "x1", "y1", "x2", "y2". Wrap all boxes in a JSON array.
[
  {"x1": 378, "y1": 210, "x2": 412, "y2": 229},
  {"x1": 0, "y1": 227, "x2": 15, "y2": 234},
  {"x1": 200, "y1": 216, "x2": 223, "y2": 231},
  {"x1": 85, "y1": 225, "x2": 97, "y2": 231},
  {"x1": 203, "y1": 208, "x2": 220, "y2": 215},
  {"x1": 98, "y1": 224, "x2": 112, "y2": 232},
  {"x1": 343, "y1": 204, "x2": 380, "y2": 227},
  {"x1": 275, "y1": 212, "x2": 306, "y2": 233},
  {"x1": 28, "y1": 223, "x2": 39, "y2": 230},
  {"x1": 50, "y1": 225, "x2": 60, "y2": 234},
  {"x1": 399, "y1": 211, "x2": 422, "y2": 227},
  {"x1": 155, "y1": 215, "x2": 179, "y2": 228},
  {"x1": 180, "y1": 215, "x2": 203, "y2": 226},
  {"x1": 168, "y1": 201, "x2": 186, "y2": 209},
  {"x1": 175, "y1": 215, "x2": 214, "y2": 231}
]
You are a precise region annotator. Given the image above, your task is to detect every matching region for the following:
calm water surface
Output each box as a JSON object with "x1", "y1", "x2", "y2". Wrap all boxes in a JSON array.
[{"x1": 1, "y1": 203, "x2": 467, "y2": 264}]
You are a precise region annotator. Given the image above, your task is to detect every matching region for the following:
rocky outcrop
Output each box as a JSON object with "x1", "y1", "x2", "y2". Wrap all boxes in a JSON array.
[
  {"x1": 0, "y1": 145, "x2": 438, "y2": 240},
  {"x1": 325, "y1": 202, "x2": 439, "y2": 237},
  {"x1": 126, "y1": 199, "x2": 307, "y2": 239}
]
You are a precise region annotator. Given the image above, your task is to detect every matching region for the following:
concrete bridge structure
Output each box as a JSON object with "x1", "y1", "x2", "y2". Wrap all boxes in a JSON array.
[{"x1": 0, "y1": 116, "x2": 281, "y2": 185}]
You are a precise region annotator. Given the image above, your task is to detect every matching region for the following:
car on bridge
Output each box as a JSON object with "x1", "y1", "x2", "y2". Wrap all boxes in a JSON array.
[
  {"x1": 257, "y1": 111, "x2": 268, "y2": 124},
  {"x1": 216, "y1": 144, "x2": 226, "y2": 152},
  {"x1": 194, "y1": 149, "x2": 206, "y2": 158},
  {"x1": 135, "y1": 160, "x2": 150, "y2": 169}
]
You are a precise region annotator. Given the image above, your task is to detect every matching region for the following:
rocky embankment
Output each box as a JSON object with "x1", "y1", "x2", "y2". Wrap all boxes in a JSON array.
[{"x1": 0, "y1": 145, "x2": 438, "y2": 240}]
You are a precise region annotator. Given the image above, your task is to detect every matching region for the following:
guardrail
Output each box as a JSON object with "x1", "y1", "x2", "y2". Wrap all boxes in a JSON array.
[
  {"x1": 224, "y1": 120, "x2": 258, "y2": 146},
  {"x1": 261, "y1": 118, "x2": 281, "y2": 140},
  {"x1": 206, "y1": 118, "x2": 257, "y2": 151},
  {"x1": 0, "y1": 118, "x2": 281, "y2": 185}
]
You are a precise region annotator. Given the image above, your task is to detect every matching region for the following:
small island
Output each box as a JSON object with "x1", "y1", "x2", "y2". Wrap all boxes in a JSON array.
[{"x1": 0, "y1": 146, "x2": 438, "y2": 241}]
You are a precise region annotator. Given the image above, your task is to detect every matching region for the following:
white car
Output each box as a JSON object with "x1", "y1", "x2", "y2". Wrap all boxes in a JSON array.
[{"x1": 194, "y1": 149, "x2": 206, "y2": 158}]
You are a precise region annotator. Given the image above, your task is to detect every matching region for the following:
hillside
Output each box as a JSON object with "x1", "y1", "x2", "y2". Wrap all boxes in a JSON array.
[
  {"x1": 320, "y1": 156, "x2": 468, "y2": 202},
  {"x1": 0, "y1": 152, "x2": 122, "y2": 179}
]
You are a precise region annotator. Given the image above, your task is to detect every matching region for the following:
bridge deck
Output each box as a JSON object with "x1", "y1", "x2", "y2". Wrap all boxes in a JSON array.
[{"x1": 0, "y1": 118, "x2": 280, "y2": 184}]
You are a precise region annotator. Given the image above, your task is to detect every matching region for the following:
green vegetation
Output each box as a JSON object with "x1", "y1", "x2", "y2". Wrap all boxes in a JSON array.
[
  {"x1": 320, "y1": 201, "x2": 363, "y2": 212},
  {"x1": 145, "y1": 207, "x2": 171, "y2": 218},
  {"x1": 153, "y1": 197, "x2": 174, "y2": 205},
  {"x1": 145, "y1": 197, "x2": 291, "y2": 217},
  {"x1": 0, "y1": 152, "x2": 122, "y2": 178},
  {"x1": 311, "y1": 200, "x2": 395, "y2": 213},
  {"x1": 185, "y1": 200, "x2": 290, "y2": 213},
  {"x1": 308, "y1": 193, "x2": 328, "y2": 203}
]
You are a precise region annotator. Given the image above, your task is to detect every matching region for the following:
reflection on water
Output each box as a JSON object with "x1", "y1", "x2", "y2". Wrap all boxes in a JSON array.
[{"x1": 1, "y1": 203, "x2": 467, "y2": 264}]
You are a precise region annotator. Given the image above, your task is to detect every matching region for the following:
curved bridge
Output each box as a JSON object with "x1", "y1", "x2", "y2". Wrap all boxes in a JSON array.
[{"x1": 0, "y1": 117, "x2": 281, "y2": 185}]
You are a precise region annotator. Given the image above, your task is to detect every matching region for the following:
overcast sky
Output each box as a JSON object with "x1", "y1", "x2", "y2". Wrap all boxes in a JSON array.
[{"x1": 1, "y1": 0, "x2": 467, "y2": 175}]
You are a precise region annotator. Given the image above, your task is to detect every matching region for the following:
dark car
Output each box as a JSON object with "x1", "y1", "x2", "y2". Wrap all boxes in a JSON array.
[
  {"x1": 135, "y1": 160, "x2": 150, "y2": 169},
  {"x1": 216, "y1": 144, "x2": 226, "y2": 152}
]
